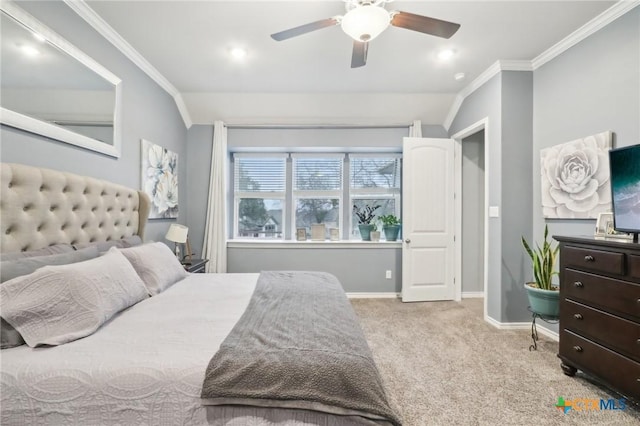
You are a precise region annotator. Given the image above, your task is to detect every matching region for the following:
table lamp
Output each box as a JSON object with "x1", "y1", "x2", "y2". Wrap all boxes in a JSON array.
[{"x1": 165, "y1": 224, "x2": 192, "y2": 263}]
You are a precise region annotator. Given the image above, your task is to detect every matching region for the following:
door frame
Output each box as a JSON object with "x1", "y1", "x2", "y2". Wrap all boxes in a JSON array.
[{"x1": 451, "y1": 118, "x2": 490, "y2": 321}]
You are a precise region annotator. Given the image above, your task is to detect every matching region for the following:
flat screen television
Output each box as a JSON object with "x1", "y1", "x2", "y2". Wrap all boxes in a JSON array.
[{"x1": 609, "y1": 143, "x2": 640, "y2": 243}]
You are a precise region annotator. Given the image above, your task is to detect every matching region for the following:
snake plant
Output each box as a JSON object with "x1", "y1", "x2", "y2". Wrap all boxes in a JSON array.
[{"x1": 521, "y1": 225, "x2": 559, "y2": 291}]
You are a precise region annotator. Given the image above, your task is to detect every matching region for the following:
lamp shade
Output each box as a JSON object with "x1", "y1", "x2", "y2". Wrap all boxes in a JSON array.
[
  {"x1": 341, "y1": 5, "x2": 390, "y2": 42},
  {"x1": 166, "y1": 224, "x2": 188, "y2": 243}
]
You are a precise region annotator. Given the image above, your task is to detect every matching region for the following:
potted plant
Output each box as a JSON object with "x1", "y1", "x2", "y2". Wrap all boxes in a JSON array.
[
  {"x1": 353, "y1": 204, "x2": 380, "y2": 241},
  {"x1": 521, "y1": 224, "x2": 560, "y2": 318},
  {"x1": 379, "y1": 214, "x2": 401, "y2": 241}
]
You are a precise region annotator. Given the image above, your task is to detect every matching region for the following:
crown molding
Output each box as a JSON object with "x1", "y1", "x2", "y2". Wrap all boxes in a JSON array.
[
  {"x1": 443, "y1": 60, "x2": 531, "y2": 130},
  {"x1": 63, "y1": 0, "x2": 193, "y2": 128},
  {"x1": 445, "y1": 1, "x2": 638, "y2": 130},
  {"x1": 532, "y1": 0, "x2": 639, "y2": 70}
]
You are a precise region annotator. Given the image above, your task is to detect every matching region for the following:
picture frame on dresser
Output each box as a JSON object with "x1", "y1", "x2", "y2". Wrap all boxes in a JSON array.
[{"x1": 595, "y1": 212, "x2": 634, "y2": 240}]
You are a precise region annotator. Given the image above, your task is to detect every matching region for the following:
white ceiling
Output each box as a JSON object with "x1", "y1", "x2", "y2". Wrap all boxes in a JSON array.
[{"x1": 82, "y1": 0, "x2": 617, "y2": 126}]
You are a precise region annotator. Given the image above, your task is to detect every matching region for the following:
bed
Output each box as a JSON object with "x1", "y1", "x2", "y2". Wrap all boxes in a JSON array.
[{"x1": 0, "y1": 163, "x2": 400, "y2": 425}]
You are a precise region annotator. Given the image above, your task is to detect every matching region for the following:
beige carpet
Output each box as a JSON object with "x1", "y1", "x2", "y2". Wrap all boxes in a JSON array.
[{"x1": 351, "y1": 298, "x2": 639, "y2": 426}]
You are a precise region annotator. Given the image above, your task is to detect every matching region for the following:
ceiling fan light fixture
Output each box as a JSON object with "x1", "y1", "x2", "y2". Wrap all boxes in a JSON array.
[{"x1": 341, "y1": 5, "x2": 390, "y2": 42}]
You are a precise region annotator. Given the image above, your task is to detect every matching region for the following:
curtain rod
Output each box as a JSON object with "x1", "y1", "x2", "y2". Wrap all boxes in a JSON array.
[{"x1": 224, "y1": 123, "x2": 411, "y2": 130}]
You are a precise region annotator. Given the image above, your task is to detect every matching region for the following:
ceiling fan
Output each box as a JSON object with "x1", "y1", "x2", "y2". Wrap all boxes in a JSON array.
[{"x1": 270, "y1": 0, "x2": 460, "y2": 68}]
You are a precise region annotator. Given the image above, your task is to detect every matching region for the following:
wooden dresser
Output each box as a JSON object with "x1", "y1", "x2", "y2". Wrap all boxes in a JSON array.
[{"x1": 554, "y1": 236, "x2": 640, "y2": 401}]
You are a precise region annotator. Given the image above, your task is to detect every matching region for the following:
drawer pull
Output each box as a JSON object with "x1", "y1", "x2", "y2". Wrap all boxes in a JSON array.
[
  {"x1": 584, "y1": 255, "x2": 595, "y2": 262},
  {"x1": 573, "y1": 345, "x2": 583, "y2": 352},
  {"x1": 573, "y1": 313, "x2": 583, "y2": 320},
  {"x1": 574, "y1": 281, "x2": 584, "y2": 288}
]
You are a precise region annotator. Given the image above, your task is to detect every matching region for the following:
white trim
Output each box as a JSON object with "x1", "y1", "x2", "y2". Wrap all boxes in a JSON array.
[
  {"x1": 461, "y1": 291, "x2": 484, "y2": 299},
  {"x1": 63, "y1": 0, "x2": 193, "y2": 128},
  {"x1": 0, "y1": 1, "x2": 122, "y2": 158},
  {"x1": 346, "y1": 292, "x2": 400, "y2": 299},
  {"x1": 532, "y1": 0, "x2": 640, "y2": 70},
  {"x1": 443, "y1": 60, "x2": 530, "y2": 131},
  {"x1": 227, "y1": 240, "x2": 402, "y2": 249},
  {"x1": 451, "y1": 118, "x2": 490, "y2": 320},
  {"x1": 443, "y1": 2, "x2": 639, "y2": 131},
  {"x1": 484, "y1": 315, "x2": 559, "y2": 342}
]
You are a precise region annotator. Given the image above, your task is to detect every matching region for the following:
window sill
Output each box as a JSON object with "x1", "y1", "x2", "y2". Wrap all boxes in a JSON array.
[{"x1": 227, "y1": 239, "x2": 402, "y2": 249}]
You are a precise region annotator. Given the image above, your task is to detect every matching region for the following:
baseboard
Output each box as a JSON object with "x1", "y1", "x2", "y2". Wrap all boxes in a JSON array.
[
  {"x1": 461, "y1": 291, "x2": 484, "y2": 298},
  {"x1": 346, "y1": 292, "x2": 400, "y2": 299},
  {"x1": 484, "y1": 315, "x2": 559, "y2": 342}
]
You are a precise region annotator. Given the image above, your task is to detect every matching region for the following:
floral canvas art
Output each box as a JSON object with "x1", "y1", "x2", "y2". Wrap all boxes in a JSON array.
[
  {"x1": 141, "y1": 139, "x2": 178, "y2": 219},
  {"x1": 540, "y1": 131, "x2": 612, "y2": 219}
]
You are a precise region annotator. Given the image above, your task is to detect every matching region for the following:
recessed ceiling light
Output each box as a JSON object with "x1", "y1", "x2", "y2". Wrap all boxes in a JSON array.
[
  {"x1": 437, "y1": 49, "x2": 455, "y2": 61},
  {"x1": 230, "y1": 47, "x2": 247, "y2": 60},
  {"x1": 454, "y1": 72, "x2": 465, "y2": 81},
  {"x1": 20, "y1": 45, "x2": 40, "y2": 57}
]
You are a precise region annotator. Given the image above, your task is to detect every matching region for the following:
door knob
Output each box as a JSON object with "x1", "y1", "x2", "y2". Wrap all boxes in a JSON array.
[
  {"x1": 573, "y1": 313, "x2": 583, "y2": 320},
  {"x1": 573, "y1": 345, "x2": 583, "y2": 352},
  {"x1": 574, "y1": 281, "x2": 584, "y2": 288},
  {"x1": 405, "y1": 239, "x2": 411, "y2": 244},
  {"x1": 584, "y1": 255, "x2": 594, "y2": 262}
]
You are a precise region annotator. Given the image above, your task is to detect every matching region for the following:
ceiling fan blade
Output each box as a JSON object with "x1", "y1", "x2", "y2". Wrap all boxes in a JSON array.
[
  {"x1": 351, "y1": 41, "x2": 368, "y2": 68},
  {"x1": 390, "y1": 11, "x2": 460, "y2": 39},
  {"x1": 271, "y1": 17, "x2": 340, "y2": 41}
]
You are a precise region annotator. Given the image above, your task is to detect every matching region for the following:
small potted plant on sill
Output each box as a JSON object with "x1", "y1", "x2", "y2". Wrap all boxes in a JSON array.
[
  {"x1": 353, "y1": 204, "x2": 380, "y2": 241},
  {"x1": 521, "y1": 224, "x2": 560, "y2": 318},
  {"x1": 379, "y1": 214, "x2": 401, "y2": 241}
]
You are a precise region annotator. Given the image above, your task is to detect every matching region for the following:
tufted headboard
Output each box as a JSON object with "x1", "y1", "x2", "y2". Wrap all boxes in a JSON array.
[{"x1": 0, "y1": 163, "x2": 150, "y2": 254}]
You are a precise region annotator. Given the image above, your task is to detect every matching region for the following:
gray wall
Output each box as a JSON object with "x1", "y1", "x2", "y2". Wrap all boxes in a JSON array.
[
  {"x1": 501, "y1": 71, "x2": 534, "y2": 322},
  {"x1": 187, "y1": 124, "x2": 448, "y2": 293},
  {"x1": 532, "y1": 8, "x2": 639, "y2": 332},
  {"x1": 0, "y1": 1, "x2": 187, "y2": 244},
  {"x1": 461, "y1": 130, "x2": 485, "y2": 294},
  {"x1": 533, "y1": 8, "x2": 640, "y2": 242}
]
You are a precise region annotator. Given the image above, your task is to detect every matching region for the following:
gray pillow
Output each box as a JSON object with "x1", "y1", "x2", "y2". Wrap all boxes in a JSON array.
[
  {"x1": 72, "y1": 235, "x2": 143, "y2": 253},
  {"x1": 0, "y1": 244, "x2": 75, "y2": 261},
  {"x1": 0, "y1": 246, "x2": 100, "y2": 283},
  {"x1": 0, "y1": 248, "x2": 149, "y2": 347},
  {"x1": 119, "y1": 242, "x2": 188, "y2": 296},
  {"x1": 0, "y1": 246, "x2": 100, "y2": 349}
]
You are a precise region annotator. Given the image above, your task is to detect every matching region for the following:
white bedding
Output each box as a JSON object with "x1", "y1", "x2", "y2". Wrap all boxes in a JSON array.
[{"x1": 0, "y1": 273, "x2": 378, "y2": 426}]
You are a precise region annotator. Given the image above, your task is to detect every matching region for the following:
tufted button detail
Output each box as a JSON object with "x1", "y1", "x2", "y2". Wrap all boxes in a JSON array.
[
  {"x1": 23, "y1": 205, "x2": 31, "y2": 212},
  {"x1": 89, "y1": 238, "x2": 96, "y2": 243},
  {"x1": 21, "y1": 247, "x2": 29, "y2": 252},
  {"x1": 61, "y1": 223, "x2": 68, "y2": 230},
  {"x1": 91, "y1": 207, "x2": 97, "y2": 212},
  {"x1": 101, "y1": 191, "x2": 106, "y2": 196},
  {"x1": 5, "y1": 227, "x2": 12, "y2": 235},
  {"x1": 62, "y1": 186, "x2": 69, "y2": 193},
  {"x1": 39, "y1": 185, "x2": 45, "y2": 191},
  {"x1": 106, "y1": 236, "x2": 111, "y2": 241},
  {"x1": 98, "y1": 222, "x2": 104, "y2": 228},
  {"x1": 121, "y1": 208, "x2": 125, "y2": 212},
  {"x1": 114, "y1": 220, "x2": 120, "y2": 226},
  {"x1": 107, "y1": 207, "x2": 113, "y2": 212},
  {"x1": 116, "y1": 192, "x2": 120, "y2": 197},
  {"x1": 37, "y1": 225, "x2": 43, "y2": 232},
  {"x1": 81, "y1": 223, "x2": 88, "y2": 229},
  {"x1": 8, "y1": 182, "x2": 13, "y2": 188},
  {"x1": 71, "y1": 240, "x2": 77, "y2": 245},
  {"x1": 72, "y1": 205, "x2": 79, "y2": 211},
  {"x1": 127, "y1": 221, "x2": 131, "y2": 226},
  {"x1": 128, "y1": 194, "x2": 132, "y2": 198},
  {"x1": 83, "y1": 188, "x2": 89, "y2": 195}
]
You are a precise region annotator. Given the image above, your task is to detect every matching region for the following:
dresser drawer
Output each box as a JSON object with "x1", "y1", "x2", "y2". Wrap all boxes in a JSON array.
[
  {"x1": 563, "y1": 269, "x2": 640, "y2": 320},
  {"x1": 562, "y1": 245, "x2": 624, "y2": 275},
  {"x1": 561, "y1": 299, "x2": 640, "y2": 361},
  {"x1": 630, "y1": 255, "x2": 640, "y2": 280},
  {"x1": 560, "y1": 330, "x2": 640, "y2": 399}
]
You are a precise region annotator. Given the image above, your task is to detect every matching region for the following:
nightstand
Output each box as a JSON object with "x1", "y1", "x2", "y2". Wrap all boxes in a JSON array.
[{"x1": 182, "y1": 258, "x2": 209, "y2": 273}]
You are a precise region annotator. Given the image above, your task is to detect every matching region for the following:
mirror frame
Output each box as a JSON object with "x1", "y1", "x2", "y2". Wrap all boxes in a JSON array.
[{"x1": 0, "y1": 1, "x2": 122, "y2": 158}]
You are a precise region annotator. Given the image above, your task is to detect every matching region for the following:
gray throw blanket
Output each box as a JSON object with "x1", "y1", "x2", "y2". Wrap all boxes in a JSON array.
[{"x1": 201, "y1": 271, "x2": 401, "y2": 425}]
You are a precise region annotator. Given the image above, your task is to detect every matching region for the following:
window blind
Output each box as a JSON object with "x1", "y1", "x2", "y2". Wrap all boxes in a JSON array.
[
  {"x1": 350, "y1": 156, "x2": 401, "y2": 189},
  {"x1": 293, "y1": 157, "x2": 343, "y2": 191},
  {"x1": 234, "y1": 156, "x2": 286, "y2": 193}
]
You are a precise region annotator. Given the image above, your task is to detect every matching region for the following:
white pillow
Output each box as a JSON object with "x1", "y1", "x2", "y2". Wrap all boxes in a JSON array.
[
  {"x1": 0, "y1": 248, "x2": 148, "y2": 347},
  {"x1": 119, "y1": 242, "x2": 188, "y2": 296}
]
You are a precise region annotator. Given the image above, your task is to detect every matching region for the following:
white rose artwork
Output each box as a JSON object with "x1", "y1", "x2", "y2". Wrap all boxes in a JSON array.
[
  {"x1": 141, "y1": 139, "x2": 179, "y2": 219},
  {"x1": 540, "y1": 131, "x2": 612, "y2": 219}
]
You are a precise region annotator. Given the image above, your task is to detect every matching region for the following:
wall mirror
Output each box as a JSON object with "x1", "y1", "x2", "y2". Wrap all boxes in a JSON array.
[{"x1": 0, "y1": 1, "x2": 122, "y2": 158}]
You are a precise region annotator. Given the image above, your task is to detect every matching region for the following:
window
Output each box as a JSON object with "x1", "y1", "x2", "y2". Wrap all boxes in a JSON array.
[
  {"x1": 292, "y1": 154, "x2": 343, "y2": 239},
  {"x1": 233, "y1": 154, "x2": 286, "y2": 239},
  {"x1": 232, "y1": 152, "x2": 401, "y2": 241},
  {"x1": 350, "y1": 155, "x2": 401, "y2": 239}
]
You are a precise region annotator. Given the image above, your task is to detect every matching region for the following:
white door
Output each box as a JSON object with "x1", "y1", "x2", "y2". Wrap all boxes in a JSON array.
[{"x1": 402, "y1": 137, "x2": 456, "y2": 302}]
